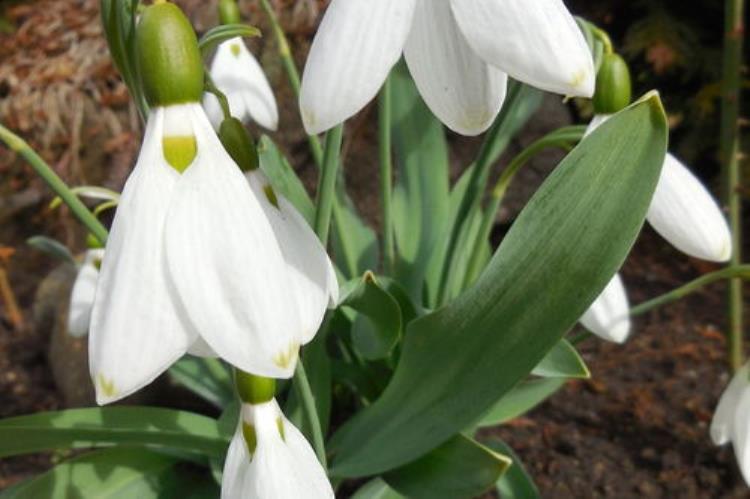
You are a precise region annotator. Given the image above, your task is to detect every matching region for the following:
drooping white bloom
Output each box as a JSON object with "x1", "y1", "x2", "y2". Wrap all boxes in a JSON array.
[
  {"x1": 67, "y1": 248, "x2": 104, "y2": 338},
  {"x1": 222, "y1": 400, "x2": 334, "y2": 499},
  {"x1": 711, "y1": 363, "x2": 750, "y2": 485},
  {"x1": 203, "y1": 37, "x2": 279, "y2": 130},
  {"x1": 90, "y1": 102, "x2": 338, "y2": 404},
  {"x1": 300, "y1": 0, "x2": 594, "y2": 136},
  {"x1": 579, "y1": 274, "x2": 630, "y2": 343},
  {"x1": 578, "y1": 114, "x2": 731, "y2": 342}
]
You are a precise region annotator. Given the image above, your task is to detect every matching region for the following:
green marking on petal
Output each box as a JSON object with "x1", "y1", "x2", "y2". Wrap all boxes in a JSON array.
[
  {"x1": 242, "y1": 422, "x2": 257, "y2": 455},
  {"x1": 272, "y1": 342, "x2": 299, "y2": 370},
  {"x1": 162, "y1": 136, "x2": 197, "y2": 173},
  {"x1": 263, "y1": 184, "x2": 279, "y2": 209},
  {"x1": 276, "y1": 417, "x2": 286, "y2": 441},
  {"x1": 96, "y1": 374, "x2": 117, "y2": 399},
  {"x1": 570, "y1": 68, "x2": 588, "y2": 91},
  {"x1": 230, "y1": 43, "x2": 241, "y2": 57}
]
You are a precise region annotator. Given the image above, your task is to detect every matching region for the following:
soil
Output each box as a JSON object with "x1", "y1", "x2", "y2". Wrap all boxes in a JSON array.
[{"x1": 1, "y1": 1, "x2": 749, "y2": 498}]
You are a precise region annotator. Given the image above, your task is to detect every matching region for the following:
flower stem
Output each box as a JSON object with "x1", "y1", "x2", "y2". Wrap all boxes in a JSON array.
[
  {"x1": 378, "y1": 76, "x2": 395, "y2": 273},
  {"x1": 720, "y1": 0, "x2": 746, "y2": 373},
  {"x1": 0, "y1": 124, "x2": 108, "y2": 245},
  {"x1": 293, "y1": 361, "x2": 327, "y2": 470},
  {"x1": 314, "y1": 126, "x2": 344, "y2": 244},
  {"x1": 258, "y1": 0, "x2": 323, "y2": 167}
]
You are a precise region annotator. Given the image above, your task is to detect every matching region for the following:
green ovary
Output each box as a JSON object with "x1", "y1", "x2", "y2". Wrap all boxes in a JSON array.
[{"x1": 163, "y1": 136, "x2": 197, "y2": 173}]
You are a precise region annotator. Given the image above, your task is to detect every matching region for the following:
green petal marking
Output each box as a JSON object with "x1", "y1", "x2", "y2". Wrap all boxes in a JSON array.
[
  {"x1": 276, "y1": 417, "x2": 286, "y2": 441},
  {"x1": 231, "y1": 43, "x2": 242, "y2": 57},
  {"x1": 273, "y1": 342, "x2": 299, "y2": 370},
  {"x1": 162, "y1": 136, "x2": 197, "y2": 173},
  {"x1": 242, "y1": 422, "x2": 257, "y2": 456},
  {"x1": 263, "y1": 184, "x2": 280, "y2": 209},
  {"x1": 96, "y1": 374, "x2": 117, "y2": 399}
]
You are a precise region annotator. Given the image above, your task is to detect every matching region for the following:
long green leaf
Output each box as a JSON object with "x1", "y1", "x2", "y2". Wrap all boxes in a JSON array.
[
  {"x1": 384, "y1": 435, "x2": 510, "y2": 499},
  {"x1": 328, "y1": 94, "x2": 668, "y2": 477},
  {"x1": 0, "y1": 407, "x2": 227, "y2": 459},
  {"x1": 168, "y1": 357, "x2": 234, "y2": 409},
  {"x1": 258, "y1": 135, "x2": 315, "y2": 225},
  {"x1": 478, "y1": 378, "x2": 566, "y2": 428},
  {"x1": 490, "y1": 440, "x2": 541, "y2": 499},
  {"x1": 351, "y1": 479, "x2": 405, "y2": 499},
  {"x1": 531, "y1": 339, "x2": 589, "y2": 379},
  {"x1": 1, "y1": 447, "x2": 217, "y2": 498}
]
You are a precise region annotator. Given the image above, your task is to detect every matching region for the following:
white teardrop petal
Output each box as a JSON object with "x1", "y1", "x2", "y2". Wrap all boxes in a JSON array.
[
  {"x1": 206, "y1": 38, "x2": 279, "y2": 131},
  {"x1": 404, "y1": 0, "x2": 507, "y2": 136},
  {"x1": 450, "y1": 0, "x2": 594, "y2": 97},
  {"x1": 89, "y1": 107, "x2": 196, "y2": 405},
  {"x1": 67, "y1": 249, "x2": 104, "y2": 338},
  {"x1": 733, "y1": 385, "x2": 750, "y2": 485},
  {"x1": 164, "y1": 107, "x2": 301, "y2": 379},
  {"x1": 221, "y1": 423, "x2": 252, "y2": 499},
  {"x1": 299, "y1": 0, "x2": 417, "y2": 134},
  {"x1": 246, "y1": 171, "x2": 338, "y2": 344},
  {"x1": 647, "y1": 153, "x2": 732, "y2": 262},
  {"x1": 187, "y1": 336, "x2": 218, "y2": 358},
  {"x1": 712, "y1": 364, "x2": 750, "y2": 446},
  {"x1": 579, "y1": 273, "x2": 631, "y2": 343}
]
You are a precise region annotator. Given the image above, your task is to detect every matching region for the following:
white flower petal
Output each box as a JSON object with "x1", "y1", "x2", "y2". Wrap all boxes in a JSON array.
[
  {"x1": 713, "y1": 365, "x2": 750, "y2": 445},
  {"x1": 205, "y1": 38, "x2": 279, "y2": 131},
  {"x1": 404, "y1": 0, "x2": 507, "y2": 136},
  {"x1": 89, "y1": 106, "x2": 197, "y2": 405},
  {"x1": 579, "y1": 273, "x2": 631, "y2": 343},
  {"x1": 647, "y1": 153, "x2": 732, "y2": 262},
  {"x1": 450, "y1": 0, "x2": 594, "y2": 97},
  {"x1": 299, "y1": 0, "x2": 417, "y2": 134},
  {"x1": 187, "y1": 336, "x2": 218, "y2": 358},
  {"x1": 238, "y1": 401, "x2": 333, "y2": 499},
  {"x1": 164, "y1": 107, "x2": 301, "y2": 379},
  {"x1": 67, "y1": 249, "x2": 104, "y2": 338},
  {"x1": 221, "y1": 423, "x2": 252, "y2": 499},
  {"x1": 733, "y1": 384, "x2": 750, "y2": 485},
  {"x1": 245, "y1": 172, "x2": 338, "y2": 344}
]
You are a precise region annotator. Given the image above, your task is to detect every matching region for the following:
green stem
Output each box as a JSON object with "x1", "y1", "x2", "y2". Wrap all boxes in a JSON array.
[
  {"x1": 204, "y1": 74, "x2": 232, "y2": 122},
  {"x1": 572, "y1": 266, "x2": 750, "y2": 346},
  {"x1": 720, "y1": 0, "x2": 746, "y2": 373},
  {"x1": 0, "y1": 124, "x2": 108, "y2": 244},
  {"x1": 258, "y1": 0, "x2": 323, "y2": 167},
  {"x1": 293, "y1": 361, "x2": 328, "y2": 469},
  {"x1": 378, "y1": 77, "x2": 395, "y2": 273},
  {"x1": 461, "y1": 126, "x2": 585, "y2": 289},
  {"x1": 314, "y1": 126, "x2": 344, "y2": 244}
]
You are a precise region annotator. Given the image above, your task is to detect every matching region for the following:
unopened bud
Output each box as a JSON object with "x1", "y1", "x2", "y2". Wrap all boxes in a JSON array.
[
  {"x1": 219, "y1": 0, "x2": 242, "y2": 25},
  {"x1": 592, "y1": 53, "x2": 632, "y2": 115},
  {"x1": 218, "y1": 117, "x2": 259, "y2": 172}
]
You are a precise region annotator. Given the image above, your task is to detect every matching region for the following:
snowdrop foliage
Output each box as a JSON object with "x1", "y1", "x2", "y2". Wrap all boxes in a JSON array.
[
  {"x1": 222, "y1": 400, "x2": 334, "y2": 499},
  {"x1": 67, "y1": 248, "x2": 104, "y2": 338},
  {"x1": 204, "y1": 37, "x2": 279, "y2": 130},
  {"x1": 711, "y1": 364, "x2": 750, "y2": 485},
  {"x1": 578, "y1": 113, "x2": 731, "y2": 343},
  {"x1": 300, "y1": 0, "x2": 595, "y2": 135}
]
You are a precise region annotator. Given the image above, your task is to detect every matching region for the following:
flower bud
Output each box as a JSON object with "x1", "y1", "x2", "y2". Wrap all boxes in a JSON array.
[
  {"x1": 218, "y1": 117, "x2": 259, "y2": 172},
  {"x1": 592, "y1": 53, "x2": 632, "y2": 115},
  {"x1": 235, "y1": 370, "x2": 276, "y2": 404},
  {"x1": 219, "y1": 0, "x2": 242, "y2": 25},
  {"x1": 136, "y1": 2, "x2": 204, "y2": 107}
]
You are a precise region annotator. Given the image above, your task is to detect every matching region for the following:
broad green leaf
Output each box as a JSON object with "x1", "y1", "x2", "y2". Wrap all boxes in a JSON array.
[
  {"x1": 531, "y1": 339, "x2": 589, "y2": 379},
  {"x1": 26, "y1": 236, "x2": 75, "y2": 266},
  {"x1": 198, "y1": 24, "x2": 261, "y2": 54},
  {"x1": 351, "y1": 479, "x2": 405, "y2": 499},
  {"x1": 390, "y1": 61, "x2": 450, "y2": 300},
  {"x1": 490, "y1": 440, "x2": 541, "y2": 499},
  {"x1": 258, "y1": 135, "x2": 315, "y2": 225},
  {"x1": 340, "y1": 272, "x2": 402, "y2": 360},
  {"x1": 331, "y1": 189, "x2": 379, "y2": 279},
  {"x1": 328, "y1": 95, "x2": 668, "y2": 477},
  {"x1": 384, "y1": 435, "x2": 511, "y2": 499},
  {"x1": 0, "y1": 407, "x2": 227, "y2": 459},
  {"x1": 168, "y1": 357, "x2": 234, "y2": 409},
  {"x1": 1, "y1": 447, "x2": 217, "y2": 499},
  {"x1": 478, "y1": 378, "x2": 566, "y2": 428}
]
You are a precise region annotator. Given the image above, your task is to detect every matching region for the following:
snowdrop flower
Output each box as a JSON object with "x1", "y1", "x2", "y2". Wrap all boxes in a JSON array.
[
  {"x1": 579, "y1": 274, "x2": 630, "y2": 344},
  {"x1": 711, "y1": 363, "x2": 750, "y2": 485},
  {"x1": 222, "y1": 400, "x2": 334, "y2": 498},
  {"x1": 89, "y1": 3, "x2": 337, "y2": 404},
  {"x1": 203, "y1": 37, "x2": 279, "y2": 131},
  {"x1": 300, "y1": 0, "x2": 594, "y2": 136},
  {"x1": 579, "y1": 114, "x2": 731, "y2": 342},
  {"x1": 67, "y1": 248, "x2": 104, "y2": 338}
]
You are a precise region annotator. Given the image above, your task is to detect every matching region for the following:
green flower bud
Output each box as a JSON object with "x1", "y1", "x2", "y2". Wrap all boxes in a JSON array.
[
  {"x1": 218, "y1": 117, "x2": 259, "y2": 172},
  {"x1": 219, "y1": 0, "x2": 242, "y2": 25},
  {"x1": 235, "y1": 370, "x2": 276, "y2": 404},
  {"x1": 136, "y1": 2, "x2": 204, "y2": 107},
  {"x1": 592, "y1": 53, "x2": 632, "y2": 115}
]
